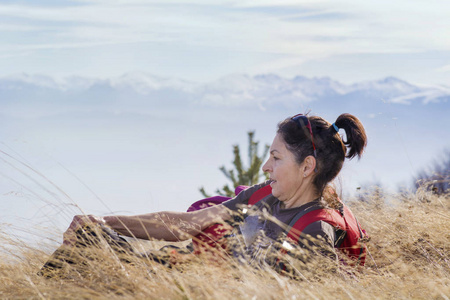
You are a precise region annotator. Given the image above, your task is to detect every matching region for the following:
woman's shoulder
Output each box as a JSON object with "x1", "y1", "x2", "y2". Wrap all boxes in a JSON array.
[{"x1": 221, "y1": 180, "x2": 272, "y2": 211}]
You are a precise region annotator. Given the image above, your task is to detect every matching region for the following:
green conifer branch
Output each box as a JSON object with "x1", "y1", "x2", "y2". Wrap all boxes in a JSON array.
[{"x1": 199, "y1": 131, "x2": 270, "y2": 198}]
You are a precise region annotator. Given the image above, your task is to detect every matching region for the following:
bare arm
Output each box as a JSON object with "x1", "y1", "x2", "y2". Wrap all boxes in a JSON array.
[{"x1": 103, "y1": 204, "x2": 232, "y2": 242}]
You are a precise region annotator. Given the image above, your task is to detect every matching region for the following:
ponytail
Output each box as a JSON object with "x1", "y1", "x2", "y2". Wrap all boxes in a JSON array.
[{"x1": 334, "y1": 113, "x2": 367, "y2": 160}]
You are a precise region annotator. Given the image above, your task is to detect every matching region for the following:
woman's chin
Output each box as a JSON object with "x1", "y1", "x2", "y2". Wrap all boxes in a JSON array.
[
  {"x1": 270, "y1": 182, "x2": 283, "y2": 199},
  {"x1": 271, "y1": 189, "x2": 280, "y2": 199}
]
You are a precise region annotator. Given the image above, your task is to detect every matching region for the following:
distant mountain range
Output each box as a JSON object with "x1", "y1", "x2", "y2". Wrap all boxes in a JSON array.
[
  {"x1": 1, "y1": 72, "x2": 449, "y2": 199},
  {"x1": 1, "y1": 72, "x2": 449, "y2": 117}
]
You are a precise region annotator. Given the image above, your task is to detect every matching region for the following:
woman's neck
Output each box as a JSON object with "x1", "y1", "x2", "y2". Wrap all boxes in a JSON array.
[{"x1": 282, "y1": 187, "x2": 320, "y2": 209}]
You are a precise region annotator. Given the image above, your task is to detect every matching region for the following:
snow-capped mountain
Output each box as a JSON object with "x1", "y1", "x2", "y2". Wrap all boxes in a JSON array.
[{"x1": 1, "y1": 72, "x2": 448, "y2": 115}]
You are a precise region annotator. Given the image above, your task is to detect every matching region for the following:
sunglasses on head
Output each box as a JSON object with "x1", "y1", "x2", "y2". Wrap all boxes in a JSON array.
[{"x1": 291, "y1": 114, "x2": 317, "y2": 158}]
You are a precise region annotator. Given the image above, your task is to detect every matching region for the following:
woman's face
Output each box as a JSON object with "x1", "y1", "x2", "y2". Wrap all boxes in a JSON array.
[{"x1": 262, "y1": 133, "x2": 304, "y2": 202}]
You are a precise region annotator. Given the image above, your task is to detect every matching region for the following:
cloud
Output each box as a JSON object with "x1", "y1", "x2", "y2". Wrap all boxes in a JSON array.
[
  {"x1": 1, "y1": 1, "x2": 450, "y2": 84},
  {"x1": 2, "y1": 1, "x2": 449, "y2": 55},
  {"x1": 437, "y1": 64, "x2": 450, "y2": 73}
]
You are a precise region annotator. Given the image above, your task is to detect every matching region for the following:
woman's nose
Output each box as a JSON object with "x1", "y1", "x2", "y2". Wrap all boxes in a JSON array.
[{"x1": 262, "y1": 159, "x2": 271, "y2": 173}]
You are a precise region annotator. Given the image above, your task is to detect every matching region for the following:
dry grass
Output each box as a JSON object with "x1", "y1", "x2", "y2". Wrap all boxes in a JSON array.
[{"x1": 1, "y1": 188, "x2": 449, "y2": 300}]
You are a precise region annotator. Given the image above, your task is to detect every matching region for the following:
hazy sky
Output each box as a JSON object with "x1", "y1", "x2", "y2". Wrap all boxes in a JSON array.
[{"x1": 1, "y1": 0, "x2": 450, "y2": 85}]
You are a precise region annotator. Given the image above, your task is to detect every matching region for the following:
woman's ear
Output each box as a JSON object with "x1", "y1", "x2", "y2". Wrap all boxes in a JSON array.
[{"x1": 302, "y1": 155, "x2": 317, "y2": 177}]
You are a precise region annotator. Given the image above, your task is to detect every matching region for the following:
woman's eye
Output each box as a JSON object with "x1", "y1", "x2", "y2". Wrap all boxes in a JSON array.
[{"x1": 273, "y1": 156, "x2": 279, "y2": 160}]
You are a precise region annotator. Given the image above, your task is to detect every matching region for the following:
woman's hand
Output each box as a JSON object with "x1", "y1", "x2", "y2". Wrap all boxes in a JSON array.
[{"x1": 63, "y1": 215, "x2": 105, "y2": 246}]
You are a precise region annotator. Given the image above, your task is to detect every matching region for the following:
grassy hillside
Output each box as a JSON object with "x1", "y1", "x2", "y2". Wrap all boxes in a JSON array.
[{"x1": 1, "y1": 188, "x2": 448, "y2": 299}]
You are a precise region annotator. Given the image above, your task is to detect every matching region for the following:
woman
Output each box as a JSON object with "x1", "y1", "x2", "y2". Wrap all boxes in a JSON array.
[{"x1": 59, "y1": 112, "x2": 368, "y2": 271}]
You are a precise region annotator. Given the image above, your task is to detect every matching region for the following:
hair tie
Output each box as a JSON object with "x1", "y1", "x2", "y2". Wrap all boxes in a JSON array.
[{"x1": 332, "y1": 123, "x2": 339, "y2": 132}]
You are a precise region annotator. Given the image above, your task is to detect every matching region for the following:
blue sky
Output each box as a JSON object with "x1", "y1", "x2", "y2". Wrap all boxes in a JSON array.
[{"x1": 1, "y1": 0, "x2": 450, "y2": 85}]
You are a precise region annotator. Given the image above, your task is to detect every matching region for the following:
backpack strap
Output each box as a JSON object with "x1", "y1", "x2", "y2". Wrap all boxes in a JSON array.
[
  {"x1": 276, "y1": 206, "x2": 346, "y2": 272},
  {"x1": 284, "y1": 204, "x2": 367, "y2": 266},
  {"x1": 248, "y1": 184, "x2": 272, "y2": 205},
  {"x1": 286, "y1": 208, "x2": 345, "y2": 243}
]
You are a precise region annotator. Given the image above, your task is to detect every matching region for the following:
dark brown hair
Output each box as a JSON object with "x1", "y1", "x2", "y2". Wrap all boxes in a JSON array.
[{"x1": 277, "y1": 113, "x2": 367, "y2": 196}]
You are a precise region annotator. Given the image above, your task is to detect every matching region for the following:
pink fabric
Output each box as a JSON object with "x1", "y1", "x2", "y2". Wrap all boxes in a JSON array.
[
  {"x1": 187, "y1": 185, "x2": 249, "y2": 212},
  {"x1": 187, "y1": 196, "x2": 231, "y2": 212}
]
